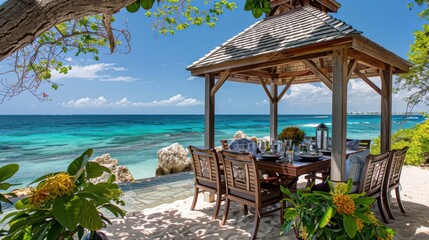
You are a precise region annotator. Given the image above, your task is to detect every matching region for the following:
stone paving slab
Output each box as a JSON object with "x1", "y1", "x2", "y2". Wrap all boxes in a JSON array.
[{"x1": 118, "y1": 171, "x2": 195, "y2": 213}]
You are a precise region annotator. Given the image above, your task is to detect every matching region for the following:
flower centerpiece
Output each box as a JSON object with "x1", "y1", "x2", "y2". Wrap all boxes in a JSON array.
[
  {"x1": 279, "y1": 126, "x2": 305, "y2": 145},
  {"x1": 1, "y1": 149, "x2": 126, "y2": 240},
  {"x1": 280, "y1": 179, "x2": 395, "y2": 240}
]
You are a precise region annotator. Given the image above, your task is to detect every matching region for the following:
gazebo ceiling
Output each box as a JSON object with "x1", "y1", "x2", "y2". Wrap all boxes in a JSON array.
[{"x1": 187, "y1": 6, "x2": 411, "y2": 86}]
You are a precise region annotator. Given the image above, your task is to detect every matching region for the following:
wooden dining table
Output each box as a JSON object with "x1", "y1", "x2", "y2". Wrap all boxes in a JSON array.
[{"x1": 256, "y1": 148, "x2": 366, "y2": 189}]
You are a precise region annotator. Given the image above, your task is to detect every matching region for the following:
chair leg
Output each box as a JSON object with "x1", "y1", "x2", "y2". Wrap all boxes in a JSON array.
[
  {"x1": 190, "y1": 187, "x2": 199, "y2": 210},
  {"x1": 280, "y1": 200, "x2": 285, "y2": 225},
  {"x1": 221, "y1": 199, "x2": 231, "y2": 226},
  {"x1": 383, "y1": 190, "x2": 395, "y2": 220},
  {"x1": 242, "y1": 204, "x2": 249, "y2": 216},
  {"x1": 250, "y1": 210, "x2": 261, "y2": 240},
  {"x1": 395, "y1": 187, "x2": 406, "y2": 214},
  {"x1": 212, "y1": 192, "x2": 222, "y2": 220},
  {"x1": 377, "y1": 196, "x2": 389, "y2": 224}
]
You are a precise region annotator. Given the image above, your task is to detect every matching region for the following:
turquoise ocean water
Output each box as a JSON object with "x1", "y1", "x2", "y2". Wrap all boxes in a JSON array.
[{"x1": 0, "y1": 114, "x2": 425, "y2": 186}]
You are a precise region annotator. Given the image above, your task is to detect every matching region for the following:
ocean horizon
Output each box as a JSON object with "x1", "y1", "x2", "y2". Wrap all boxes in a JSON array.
[{"x1": 1, "y1": 114, "x2": 426, "y2": 186}]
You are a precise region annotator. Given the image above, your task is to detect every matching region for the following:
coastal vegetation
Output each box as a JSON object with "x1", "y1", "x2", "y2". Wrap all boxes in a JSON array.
[
  {"x1": 1, "y1": 149, "x2": 126, "y2": 240},
  {"x1": 371, "y1": 115, "x2": 429, "y2": 165}
]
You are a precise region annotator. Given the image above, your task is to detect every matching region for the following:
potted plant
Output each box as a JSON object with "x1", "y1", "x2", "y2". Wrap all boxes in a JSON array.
[
  {"x1": 1, "y1": 149, "x2": 126, "y2": 240},
  {"x1": 280, "y1": 179, "x2": 395, "y2": 240},
  {"x1": 279, "y1": 127, "x2": 305, "y2": 145}
]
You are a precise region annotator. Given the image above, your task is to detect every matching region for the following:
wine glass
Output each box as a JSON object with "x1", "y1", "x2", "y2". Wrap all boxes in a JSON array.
[
  {"x1": 277, "y1": 140, "x2": 285, "y2": 157},
  {"x1": 285, "y1": 139, "x2": 293, "y2": 161},
  {"x1": 259, "y1": 141, "x2": 266, "y2": 154}
]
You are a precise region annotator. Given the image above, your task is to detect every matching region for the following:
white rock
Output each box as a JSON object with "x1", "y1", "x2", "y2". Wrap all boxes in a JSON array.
[
  {"x1": 91, "y1": 154, "x2": 134, "y2": 183},
  {"x1": 156, "y1": 143, "x2": 192, "y2": 176},
  {"x1": 232, "y1": 131, "x2": 248, "y2": 140}
]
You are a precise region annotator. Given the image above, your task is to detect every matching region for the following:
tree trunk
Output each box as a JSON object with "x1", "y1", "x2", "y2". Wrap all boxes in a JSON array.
[{"x1": 0, "y1": 0, "x2": 134, "y2": 61}]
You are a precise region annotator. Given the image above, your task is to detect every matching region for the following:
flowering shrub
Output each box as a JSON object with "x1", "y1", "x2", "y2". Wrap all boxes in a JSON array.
[
  {"x1": 1, "y1": 149, "x2": 126, "y2": 240},
  {"x1": 280, "y1": 179, "x2": 395, "y2": 240},
  {"x1": 279, "y1": 126, "x2": 305, "y2": 145}
]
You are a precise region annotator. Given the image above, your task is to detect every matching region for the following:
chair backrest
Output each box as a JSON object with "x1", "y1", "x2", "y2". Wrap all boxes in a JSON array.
[
  {"x1": 229, "y1": 138, "x2": 257, "y2": 155},
  {"x1": 386, "y1": 146, "x2": 409, "y2": 188},
  {"x1": 358, "y1": 151, "x2": 390, "y2": 196},
  {"x1": 220, "y1": 150, "x2": 261, "y2": 205},
  {"x1": 220, "y1": 140, "x2": 229, "y2": 150},
  {"x1": 189, "y1": 146, "x2": 222, "y2": 190}
]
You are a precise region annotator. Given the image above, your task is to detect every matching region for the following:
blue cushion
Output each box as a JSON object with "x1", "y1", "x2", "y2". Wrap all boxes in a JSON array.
[
  {"x1": 345, "y1": 149, "x2": 370, "y2": 192},
  {"x1": 346, "y1": 139, "x2": 360, "y2": 149}
]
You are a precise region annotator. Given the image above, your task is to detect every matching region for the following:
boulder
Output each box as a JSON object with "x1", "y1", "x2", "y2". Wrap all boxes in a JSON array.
[
  {"x1": 232, "y1": 130, "x2": 248, "y2": 140},
  {"x1": 91, "y1": 154, "x2": 134, "y2": 183},
  {"x1": 156, "y1": 143, "x2": 192, "y2": 176}
]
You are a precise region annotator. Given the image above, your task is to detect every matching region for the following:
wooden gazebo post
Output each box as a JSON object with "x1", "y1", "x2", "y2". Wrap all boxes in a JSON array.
[
  {"x1": 205, "y1": 73, "x2": 215, "y2": 148},
  {"x1": 270, "y1": 82, "x2": 278, "y2": 141},
  {"x1": 331, "y1": 49, "x2": 348, "y2": 181},
  {"x1": 381, "y1": 65, "x2": 393, "y2": 153}
]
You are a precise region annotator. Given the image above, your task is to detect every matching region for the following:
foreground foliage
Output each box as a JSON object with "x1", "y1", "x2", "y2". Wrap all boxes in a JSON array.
[
  {"x1": 1, "y1": 149, "x2": 126, "y2": 240},
  {"x1": 371, "y1": 115, "x2": 429, "y2": 165},
  {"x1": 281, "y1": 180, "x2": 395, "y2": 240}
]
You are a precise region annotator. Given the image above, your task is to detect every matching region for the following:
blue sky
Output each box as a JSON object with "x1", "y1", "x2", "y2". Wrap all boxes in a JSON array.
[{"x1": 0, "y1": 1, "x2": 427, "y2": 114}]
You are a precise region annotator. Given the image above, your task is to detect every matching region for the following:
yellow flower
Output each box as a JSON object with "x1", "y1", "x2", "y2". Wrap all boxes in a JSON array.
[
  {"x1": 40, "y1": 172, "x2": 74, "y2": 199},
  {"x1": 29, "y1": 188, "x2": 48, "y2": 207},
  {"x1": 356, "y1": 218, "x2": 364, "y2": 232},
  {"x1": 332, "y1": 194, "x2": 356, "y2": 214},
  {"x1": 334, "y1": 183, "x2": 349, "y2": 195},
  {"x1": 367, "y1": 211, "x2": 380, "y2": 225},
  {"x1": 301, "y1": 227, "x2": 307, "y2": 240}
]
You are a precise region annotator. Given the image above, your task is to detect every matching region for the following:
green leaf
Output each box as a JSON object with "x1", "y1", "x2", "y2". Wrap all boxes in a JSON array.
[
  {"x1": 0, "y1": 164, "x2": 19, "y2": 182},
  {"x1": 244, "y1": 0, "x2": 256, "y2": 11},
  {"x1": 79, "y1": 199, "x2": 103, "y2": 231},
  {"x1": 46, "y1": 221, "x2": 63, "y2": 240},
  {"x1": 52, "y1": 195, "x2": 83, "y2": 230},
  {"x1": 102, "y1": 203, "x2": 126, "y2": 218},
  {"x1": 86, "y1": 162, "x2": 110, "y2": 179},
  {"x1": 354, "y1": 211, "x2": 371, "y2": 224},
  {"x1": 343, "y1": 214, "x2": 357, "y2": 238},
  {"x1": 319, "y1": 206, "x2": 335, "y2": 228},
  {"x1": 126, "y1": 0, "x2": 140, "y2": 13},
  {"x1": 141, "y1": 0, "x2": 155, "y2": 10},
  {"x1": 67, "y1": 149, "x2": 93, "y2": 180},
  {"x1": 283, "y1": 208, "x2": 297, "y2": 221},
  {"x1": 353, "y1": 196, "x2": 376, "y2": 205},
  {"x1": 15, "y1": 197, "x2": 30, "y2": 210},
  {"x1": 252, "y1": 7, "x2": 264, "y2": 18}
]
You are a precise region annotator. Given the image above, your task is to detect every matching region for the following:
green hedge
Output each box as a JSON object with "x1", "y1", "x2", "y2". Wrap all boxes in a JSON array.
[{"x1": 370, "y1": 115, "x2": 429, "y2": 166}]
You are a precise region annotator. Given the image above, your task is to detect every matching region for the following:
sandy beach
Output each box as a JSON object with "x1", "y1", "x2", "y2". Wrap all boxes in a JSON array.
[{"x1": 105, "y1": 166, "x2": 429, "y2": 239}]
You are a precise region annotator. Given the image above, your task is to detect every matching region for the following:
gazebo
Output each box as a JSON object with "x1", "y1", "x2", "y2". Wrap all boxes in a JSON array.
[{"x1": 186, "y1": 0, "x2": 411, "y2": 181}]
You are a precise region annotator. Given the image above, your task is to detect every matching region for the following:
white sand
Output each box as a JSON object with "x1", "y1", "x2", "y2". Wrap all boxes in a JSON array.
[{"x1": 105, "y1": 166, "x2": 429, "y2": 239}]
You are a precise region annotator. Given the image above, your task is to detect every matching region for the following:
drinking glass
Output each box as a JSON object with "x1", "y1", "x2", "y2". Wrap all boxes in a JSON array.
[
  {"x1": 259, "y1": 141, "x2": 266, "y2": 154},
  {"x1": 271, "y1": 140, "x2": 278, "y2": 153},
  {"x1": 285, "y1": 139, "x2": 293, "y2": 161},
  {"x1": 277, "y1": 140, "x2": 285, "y2": 157}
]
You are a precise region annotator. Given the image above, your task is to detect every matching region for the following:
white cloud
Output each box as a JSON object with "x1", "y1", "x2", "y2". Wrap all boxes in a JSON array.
[
  {"x1": 280, "y1": 83, "x2": 331, "y2": 105},
  {"x1": 61, "y1": 94, "x2": 203, "y2": 108},
  {"x1": 256, "y1": 99, "x2": 269, "y2": 105},
  {"x1": 50, "y1": 63, "x2": 138, "y2": 82},
  {"x1": 100, "y1": 76, "x2": 138, "y2": 82},
  {"x1": 187, "y1": 76, "x2": 197, "y2": 81}
]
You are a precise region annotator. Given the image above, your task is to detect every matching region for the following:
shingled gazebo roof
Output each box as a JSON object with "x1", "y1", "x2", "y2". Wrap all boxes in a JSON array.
[{"x1": 187, "y1": 6, "x2": 411, "y2": 86}]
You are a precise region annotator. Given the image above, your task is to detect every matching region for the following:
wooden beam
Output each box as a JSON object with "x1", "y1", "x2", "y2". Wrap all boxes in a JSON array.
[
  {"x1": 277, "y1": 77, "x2": 295, "y2": 101},
  {"x1": 348, "y1": 49, "x2": 386, "y2": 70},
  {"x1": 258, "y1": 77, "x2": 274, "y2": 103},
  {"x1": 347, "y1": 59, "x2": 357, "y2": 80},
  {"x1": 380, "y1": 65, "x2": 393, "y2": 153},
  {"x1": 278, "y1": 70, "x2": 313, "y2": 78},
  {"x1": 331, "y1": 48, "x2": 348, "y2": 182},
  {"x1": 303, "y1": 60, "x2": 333, "y2": 90},
  {"x1": 210, "y1": 69, "x2": 231, "y2": 96},
  {"x1": 270, "y1": 83, "x2": 278, "y2": 142},
  {"x1": 205, "y1": 73, "x2": 215, "y2": 148},
  {"x1": 352, "y1": 36, "x2": 411, "y2": 73},
  {"x1": 354, "y1": 70, "x2": 382, "y2": 95}
]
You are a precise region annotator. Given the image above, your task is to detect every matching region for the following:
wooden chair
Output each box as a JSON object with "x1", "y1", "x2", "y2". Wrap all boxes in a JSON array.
[
  {"x1": 309, "y1": 151, "x2": 391, "y2": 223},
  {"x1": 188, "y1": 146, "x2": 225, "y2": 220},
  {"x1": 357, "y1": 151, "x2": 391, "y2": 223},
  {"x1": 383, "y1": 146, "x2": 409, "y2": 219},
  {"x1": 220, "y1": 140, "x2": 229, "y2": 150},
  {"x1": 219, "y1": 150, "x2": 283, "y2": 240}
]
